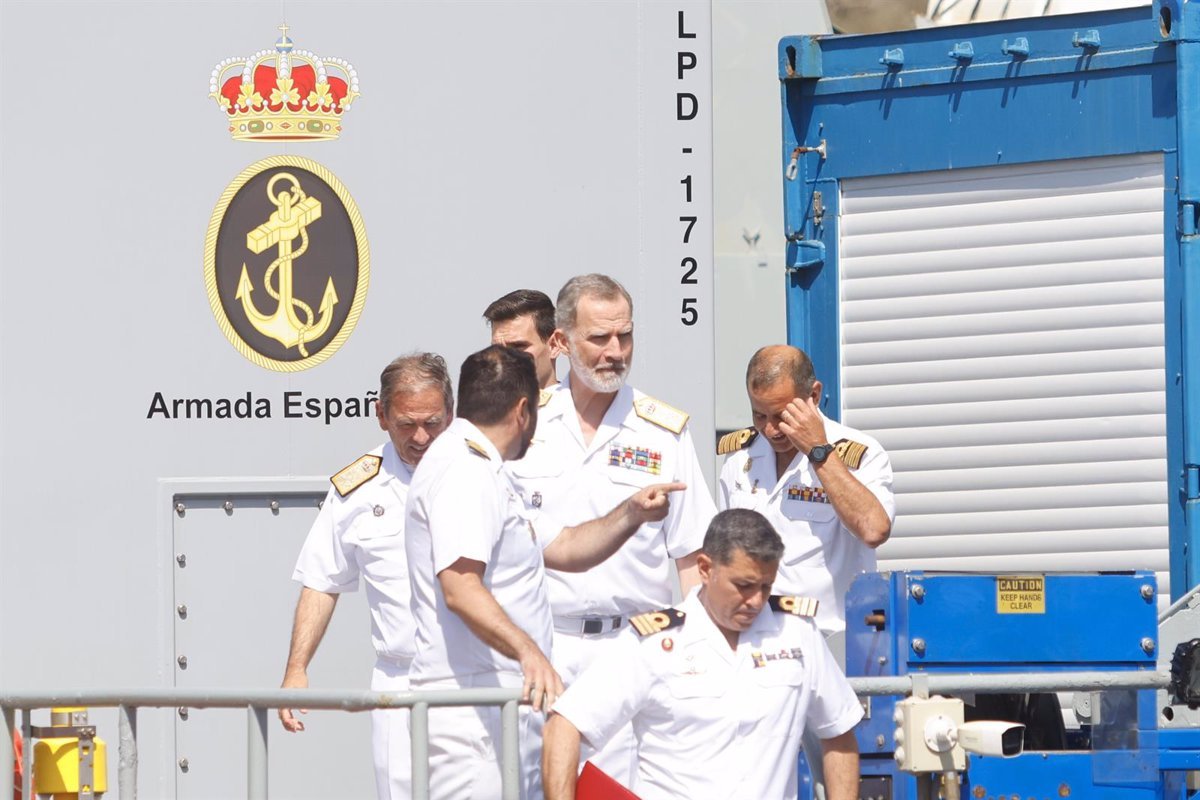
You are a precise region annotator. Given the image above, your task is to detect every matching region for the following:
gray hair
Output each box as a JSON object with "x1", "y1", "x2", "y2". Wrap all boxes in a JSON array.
[
  {"x1": 555, "y1": 274, "x2": 634, "y2": 333},
  {"x1": 702, "y1": 509, "x2": 785, "y2": 566},
  {"x1": 746, "y1": 345, "x2": 815, "y2": 396},
  {"x1": 379, "y1": 353, "x2": 454, "y2": 414}
]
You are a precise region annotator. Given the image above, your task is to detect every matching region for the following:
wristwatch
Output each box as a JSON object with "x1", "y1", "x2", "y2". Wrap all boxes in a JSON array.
[{"x1": 808, "y1": 443, "x2": 834, "y2": 464}]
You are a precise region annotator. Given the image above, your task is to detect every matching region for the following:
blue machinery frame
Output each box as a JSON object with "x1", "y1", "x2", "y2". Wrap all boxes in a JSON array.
[{"x1": 779, "y1": 1, "x2": 1200, "y2": 599}]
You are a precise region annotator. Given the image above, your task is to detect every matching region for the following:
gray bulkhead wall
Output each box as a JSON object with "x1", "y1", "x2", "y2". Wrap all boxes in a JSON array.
[
  {"x1": 0, "y1": 1, "x2": 727, "y2": 795},
  {"x1": 711, "y1": 0, "x2": 831, "y2": 440}
]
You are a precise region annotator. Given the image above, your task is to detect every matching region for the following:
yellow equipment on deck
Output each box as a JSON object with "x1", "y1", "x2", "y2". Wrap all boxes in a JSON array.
[{"x1": 31, "y1": 708, "x2": 107, "y2": 799}]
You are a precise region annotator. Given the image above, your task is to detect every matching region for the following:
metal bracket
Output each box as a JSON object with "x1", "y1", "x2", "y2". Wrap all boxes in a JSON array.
[
  {"x1": 1073, "y1": 29, "x2": 1102, "y2": 51},
  {"x1": 786, "y1": 239, "x2": 826, "y2": 271},
  {"x1": 812, "y1": 190, "x2": 825, "y2": 228},
  {"x1": 879, "y1": 47, "x2": 904, "y2": 68},
  {"x1": 1001, "y1": 37, "x2": 1030, "y2": 58},
  {"x1": 1187, "y1": 464, "x2": 1200, "y2": 501},
  {"x1": 1181, "y1": 201, "x2": 1199, "y2": 236},
  {"x1": 947, "y1": 41, "x2": 974, "y2": 61}
]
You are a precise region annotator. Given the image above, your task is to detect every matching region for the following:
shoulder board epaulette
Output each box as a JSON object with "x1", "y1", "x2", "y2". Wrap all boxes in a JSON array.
[
  {"x1": 466, "y1": 440, "x2": 491, "y2": 460},
  {"x1": 630, "y1": 608, "x2": 686, "y2": 637},
  {"x1": 539, "y1": 389, "x2": 554, "y2": 407},
  {"x1": 633, "y1": 396, "x2": 689, "y2": 434},
  {"x1": 833, "y1": 438, "x2": 868, "y2": 470},
  {"x1": 769, "y1": 595, "x2": 819, "y2": 618},
  {"x1": 717, "y1": 427, "x2": 758, "y2": 455},
  {"x1": 331, "y1": 454, "x2": 382, "y2": 498}
]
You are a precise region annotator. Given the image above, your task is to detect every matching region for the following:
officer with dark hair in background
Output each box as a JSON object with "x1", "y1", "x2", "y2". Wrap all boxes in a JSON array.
[{"x1": 484, "y1": 288, "x2": 561, "y2": 391}]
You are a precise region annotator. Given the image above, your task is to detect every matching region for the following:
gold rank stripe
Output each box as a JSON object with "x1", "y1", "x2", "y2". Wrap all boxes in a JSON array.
[
  {"x1": 833, "y1": 438, "x2": 868, "y2": 470},
  {"x1": 630, "y1": 608, "x2": 686, "y2": 637},
  {"x1": 538, "y1": 389, "x2": 554, "y2": 407},
  {"x1": 769, "y1": 594, "x2": 819, "y2": 618},
  {"x1": 634, "y1": 396, "x2": 689, "y2": 434},
  {"x1": 466, "y1": 439, "x2": 492, "y2": 460},
  {"x1": 331, "y1": 454, "x2": 382, "y2": 498},
  {"x1": 717, "y1": 427, "x2": 758, "y2": 455}
]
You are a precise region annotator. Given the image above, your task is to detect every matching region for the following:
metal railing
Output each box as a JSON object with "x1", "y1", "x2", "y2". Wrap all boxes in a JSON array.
[
  {"x1": 0, "y1": 687, "x2": 523, "y2": 800},
  {"x1": 0, "y1": 670, "x2": 1174, "y2": 800}
]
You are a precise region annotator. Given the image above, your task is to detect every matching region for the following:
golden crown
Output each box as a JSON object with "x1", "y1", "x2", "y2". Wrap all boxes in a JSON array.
[{"x1": 208, "y1": 25, "x2": 360, "y2": 142}]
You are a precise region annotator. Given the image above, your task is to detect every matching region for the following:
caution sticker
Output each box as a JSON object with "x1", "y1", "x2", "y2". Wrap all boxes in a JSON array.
[{"x1": 996, "y1": 575, "x2": 1045, "y2": 614}]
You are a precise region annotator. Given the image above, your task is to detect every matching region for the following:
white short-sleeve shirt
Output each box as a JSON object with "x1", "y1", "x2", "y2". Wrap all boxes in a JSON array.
[
  {"x1": 292, "y1": 441, "x2": 416, "y2": 661},
  {"x1": 507, "y1": 379, "x2": 716, "y2": 617},
  {"x1": 552, "y1": 589, "x2": 864, "y2": 800},
  {"x1": 406, "y1": 417, "x2": 558, "y2": 685},
  {"x1": 718, "y1": 415, "x2": 896, "y2": 633}
]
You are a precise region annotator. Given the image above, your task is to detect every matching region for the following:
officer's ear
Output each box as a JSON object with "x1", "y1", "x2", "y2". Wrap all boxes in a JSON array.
[
  {"x1": 549, "y1": 328, "x2": 570, "y2": 357},
  {"x1": 809, "y1": 379, "x2": 823, "y2": 405},
  {"x1": 696, "y1": 552, "x2": 714, "y2": 585},
  {"x1": 512, "y1": 395, "x2": 530, "y2": 426},
  {"x1": 376, "y1": 395, "x2": 389, "y2": 431}
]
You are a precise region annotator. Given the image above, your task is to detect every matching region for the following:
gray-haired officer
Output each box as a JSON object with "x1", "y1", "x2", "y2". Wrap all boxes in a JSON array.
[
  {"x1": 279, "y1": 353, "x2": 452, "y2": 800},
  {"x1": 506, "y1": 273, "x2": 717, "y2": 786}
]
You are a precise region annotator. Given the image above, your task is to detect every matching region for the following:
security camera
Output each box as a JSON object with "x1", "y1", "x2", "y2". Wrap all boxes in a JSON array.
[{"x1": 957, "y1": 721, "x2": 1025, "y2": 757}]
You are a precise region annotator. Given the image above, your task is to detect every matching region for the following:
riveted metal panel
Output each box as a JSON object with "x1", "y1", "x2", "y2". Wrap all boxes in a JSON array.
[{"x1": 172, "y1": 486, "x2": 375, "y2": 800}]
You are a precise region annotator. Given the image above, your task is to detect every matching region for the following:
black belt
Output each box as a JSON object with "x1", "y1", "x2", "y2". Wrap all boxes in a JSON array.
[{"x1": 553, "y1": 615, "x2": 626, "y2": 635}]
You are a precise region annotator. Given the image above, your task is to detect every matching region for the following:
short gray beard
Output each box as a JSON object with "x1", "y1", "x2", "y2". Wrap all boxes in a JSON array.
[{"x1": 568, "y1": 348, "x2": 627, "y2": 394}]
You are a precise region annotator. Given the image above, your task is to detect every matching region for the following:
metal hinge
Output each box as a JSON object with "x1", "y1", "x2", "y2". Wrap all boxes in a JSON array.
[{"x1": 1186, "y1": 464, "x2": 1200, "y2": 500}]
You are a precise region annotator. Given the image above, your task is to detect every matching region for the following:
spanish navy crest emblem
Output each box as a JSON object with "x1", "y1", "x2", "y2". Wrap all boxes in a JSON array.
[{"x1": 204, "y1": 27, "x2": 369, "y2": 372}]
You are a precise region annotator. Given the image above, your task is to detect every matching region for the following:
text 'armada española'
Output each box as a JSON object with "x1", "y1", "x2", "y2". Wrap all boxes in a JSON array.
[{"x1": 147, "y1": 391, "x2": 379, "y2": 425}]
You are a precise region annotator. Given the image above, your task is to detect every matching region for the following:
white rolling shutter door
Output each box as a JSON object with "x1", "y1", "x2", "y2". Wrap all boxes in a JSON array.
[{"x1": 838, "y1": 154, "x2": 1169, "y2": 597}]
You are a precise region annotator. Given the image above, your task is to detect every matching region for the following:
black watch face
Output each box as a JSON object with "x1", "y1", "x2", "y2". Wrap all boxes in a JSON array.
[{"x1": 810, "y1": 445, "x2": 832, "y2": 463}]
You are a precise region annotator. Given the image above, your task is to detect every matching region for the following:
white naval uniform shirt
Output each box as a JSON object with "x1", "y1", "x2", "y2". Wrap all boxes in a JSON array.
[
  {"x1": 717, "y1": 415, "x2": 895, "y2": 633},
  {"x1": 406, "y1": 417, "x2": 560, "y2": 685},
  {"x1": 507, "y1": 379, "x2": 715, "y2": 617},
  {"x1": 553, "y1": 589, "x2": 864, "y2": 800},
  {"x1": 292, "y1": 441, "x2": 416, "y2": 660}
]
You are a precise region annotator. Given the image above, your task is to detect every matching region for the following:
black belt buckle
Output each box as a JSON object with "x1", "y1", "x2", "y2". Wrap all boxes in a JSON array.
[{"x1": 582, "y1": 618, "x2": 603, "y2": 635}]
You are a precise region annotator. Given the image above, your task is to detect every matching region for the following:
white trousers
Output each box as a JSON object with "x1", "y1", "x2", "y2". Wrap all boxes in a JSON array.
[
  {"x1": 371, "y1": 656, "x2": 412, "y2": 800},
  {"x1": 414, "y1": 674, "x2": 544, "y2": 800},
  {"x1": 551, "y1": 629, "x2": 637, "y2": 787}
]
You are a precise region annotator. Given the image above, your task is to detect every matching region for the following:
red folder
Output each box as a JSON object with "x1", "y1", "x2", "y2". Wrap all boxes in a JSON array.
[{"x1": 576, "y1": 761, "x2": 640, "y2": 799}]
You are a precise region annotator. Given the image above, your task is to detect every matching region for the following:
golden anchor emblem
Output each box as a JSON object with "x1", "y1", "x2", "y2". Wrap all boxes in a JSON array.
[{"x1": 236, "y1": 172, "x2": 338, "y2": 356}]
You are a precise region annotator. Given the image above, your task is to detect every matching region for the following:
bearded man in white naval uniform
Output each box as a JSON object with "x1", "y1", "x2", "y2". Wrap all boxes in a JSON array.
[
  {"x1": 405, "y1": 345, "x2": 685, "y2": 800},
  {"x1": 279, "y1": 353, "x2": 453, "y2": 800},
  {"x1": 505, "y1": 273, "x2": 717, "y2": 787},
  {"x1": 543, "y1": 508, "x2": 864, "y2": 800}
]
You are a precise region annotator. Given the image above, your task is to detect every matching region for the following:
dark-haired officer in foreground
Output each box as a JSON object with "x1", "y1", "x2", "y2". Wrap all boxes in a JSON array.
[
  {"x1": 543, "y1": 508, "x2": 863, "y2": 800},
  {"x1": 405, "y1": 345, "x2": 685, "y2": 799}
]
